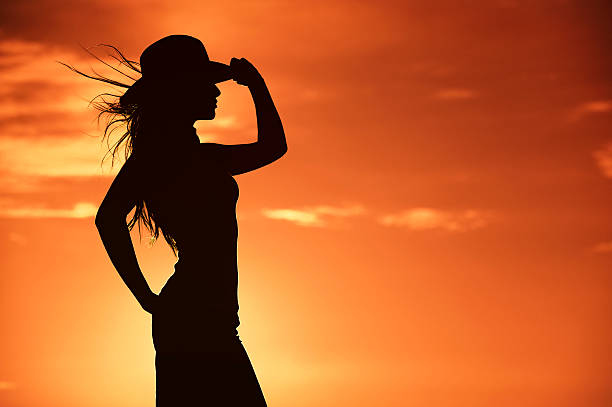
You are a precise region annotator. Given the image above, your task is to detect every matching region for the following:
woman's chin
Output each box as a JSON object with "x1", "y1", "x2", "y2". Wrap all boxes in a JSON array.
[{"x1": 197, "y1": 111, "x2": 216, "y2": 120}]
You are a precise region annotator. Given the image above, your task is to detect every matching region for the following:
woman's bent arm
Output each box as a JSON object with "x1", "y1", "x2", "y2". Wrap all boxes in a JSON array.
[
  {"x1": 95, "y1": 215, "x2": 157, "y2": 313},
  {"x1": 204, "y1": 58, "x2": 287, "y2": 176},
  {"x1": 249, "y1": 77, "x2": 287, "y2": 152},
  {"x1": 231, "y1": 57, "x2": 286, "y2": 152}
]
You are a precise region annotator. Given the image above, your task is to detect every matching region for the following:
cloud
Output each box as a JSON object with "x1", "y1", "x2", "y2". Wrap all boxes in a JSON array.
[
  {"x1": 0, "y1": 37, "x2": 137, "y2": 202},
  {"x1": 0, "y1": 381, "x2": 16, "y2": 391},
  {"x1": 592, "y1": 241, "x2": 612, "y2": 253},
  {"x1": 0, "y1": 39, "x2": 107, "y2": 123},
  {"x1": 306, "y1": 205, "x2": 365, "y2": 217},
  {"x1": 579, "y1": 101, "x2": 612, "y2": 113},
  {"x1": 264, "y1": 205, "x2": 491, "y2": 230},
  {"x1": 569, "y1": 100, "x2": 612, "y2": 121},
  {"x1": 207, "y1": 115, "x2": 239, "y2": 129},
  {"x1": 593, "y1": 142, "x2": 612, "y2": 178},
  {"x1": 195, "y1": 115, "x2": 242, "y2": 143},
  {"x1": 0, "y1": 201, "x2": 97, "y2": 219},
  {"x1": 261, "y1": 204, "x2": 365, "y2": 227},
  {"x1": 262, "y1": 209, "x2": 324, "y2": 227},
  {"x1": 0, "y1": 38, "x2": 130, "y2": 194},
  {"x1": 0, "y1": 37, "x2": 143, "y2": 148},
  {"x1": 0, "y1": 2, "x2": 163, "y2": 49},
  {"x1": 432, "y1": 88, "x2": 477, "y2": 100},
  {"x1": 0, "y1": 136, "x2": 116, "y2": 178},
  {"x1": 0, "y1": 172, "x2": 42, "y2": 193},
  {"x1": 379, "y1": 207, "x2": 490, "y2": 231}
]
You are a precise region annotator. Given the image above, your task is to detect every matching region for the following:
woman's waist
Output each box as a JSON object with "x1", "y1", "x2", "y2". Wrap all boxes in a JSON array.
[
  {"x1": 173, "y1": 252, "x2": 238, "y2": 274},
  {"x1": 175, "y1": 236, "x2": 237, "y2": 257},
  {"x1": 158, "y1": 278, "x2": 238, "y2": 313},
  {"x1": 161, "y1": 267, "x2": 237, "y2": 296}
]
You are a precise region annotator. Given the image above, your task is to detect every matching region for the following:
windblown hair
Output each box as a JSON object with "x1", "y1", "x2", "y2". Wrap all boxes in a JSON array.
[{"x1": 58, "y1": 44, "x2": 179, "y2": 255}]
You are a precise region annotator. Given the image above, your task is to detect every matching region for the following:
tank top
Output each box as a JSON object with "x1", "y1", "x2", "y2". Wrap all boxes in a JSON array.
[{"x1": 142, "y1": 128, "x2": 241, "y2": 325}]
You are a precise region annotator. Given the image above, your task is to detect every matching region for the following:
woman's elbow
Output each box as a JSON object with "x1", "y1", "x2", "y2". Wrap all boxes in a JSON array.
[
  {"x1": 94, "y1": 209, "x2": 123, "y2": 229},
  {"x1": 94, "y1": 212, "x2": 108, "y2": 229},
  {"x1": 276, "y1": 143, "x2": 288, "y2": 158}
]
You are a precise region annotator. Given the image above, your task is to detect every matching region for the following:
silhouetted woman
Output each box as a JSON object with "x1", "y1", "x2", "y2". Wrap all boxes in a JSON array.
[{"x1": 65, "y1": 34, "x2": 286, "y2": 405}]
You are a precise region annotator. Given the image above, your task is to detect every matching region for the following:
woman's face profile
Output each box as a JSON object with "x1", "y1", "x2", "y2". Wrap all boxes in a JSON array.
[{"x1": 162, "y1": 77, "x2": 221, "y2": 121}]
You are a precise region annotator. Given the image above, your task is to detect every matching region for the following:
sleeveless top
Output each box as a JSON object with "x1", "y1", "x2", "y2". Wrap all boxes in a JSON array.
[{"x1": 141, "y1": 128, "x2": 241, "y2": 326}]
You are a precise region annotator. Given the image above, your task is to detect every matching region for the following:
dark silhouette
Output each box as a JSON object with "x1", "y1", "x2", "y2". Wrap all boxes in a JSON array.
[{"x1": 63, "y1": 35, "x2": 286, "y2": 405}]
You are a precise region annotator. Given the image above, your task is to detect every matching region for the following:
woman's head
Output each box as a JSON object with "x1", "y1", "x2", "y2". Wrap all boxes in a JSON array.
[
  {"x1": 140, "y1": 75, "x2": 221, "y2": 122},
  {"x1": 59, "y1": 35, "x2": 231, "y2": 255},
  {"x1": 60, "y1": 35, "x2": 231, "y2": 159},
  {"x1": 121, "y1": 35, "x2": 230, "y2": 123}
]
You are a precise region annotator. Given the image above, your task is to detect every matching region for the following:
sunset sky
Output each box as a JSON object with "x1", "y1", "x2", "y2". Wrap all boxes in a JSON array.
[{"x1": 1, "y1": 1, "x2": 611, "y2": 406}]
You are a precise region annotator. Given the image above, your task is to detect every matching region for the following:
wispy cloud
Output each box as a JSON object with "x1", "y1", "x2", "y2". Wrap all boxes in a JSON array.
[
  {"x1": 0, "y1": 38, "x2": 125, "y2": 194},
  {"x1": 262, "y1": 204, "x2": 365, "y2": 227},
  {"x1": 0, "y1": 201, "x2": 97, "y2": 219},
  {"x1": 592, "y1": 241, "x2": 612, "y2": 253},
  {"x1": 379, "y1": 207, "x2": 491, "y2": 231},
  {"x1": 196, "y1": 115, "x2": 241, "y2": 143},
  {"x1": 209, "y1": 115, "x2": 239, "y2": 129},
  {"x1": 306, "y1": 205, "x2": 365, "y2": 217},
  {"x1": 0, "y1": 38, "x2": 105, "y2": 128},
  {"x1": 593, "y1": 142, "x2": 612, "y2": 179},
  {"x1": 432, "y1": 88, "x2": 477, "y2": 101},
  {"x1": 262, "y1": 209, "x2": 324, "y2": 227},
  {"x1": 578, "y1": 101, "x2": 612, "y2": 113},
  {"x1": 0, "y1": 136, "x2": 115, "y2": 178},
  {"x1": 0, "y1": 381, "x2": 16, "y2": 390},
  {"x1": 569, "y1": 100, "x2": 612, "y2": 122}
]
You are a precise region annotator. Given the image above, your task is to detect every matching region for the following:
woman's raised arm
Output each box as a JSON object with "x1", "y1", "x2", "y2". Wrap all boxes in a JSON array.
[{"x1": 203, "y1": 58, "x2": 287, "y2": 176}]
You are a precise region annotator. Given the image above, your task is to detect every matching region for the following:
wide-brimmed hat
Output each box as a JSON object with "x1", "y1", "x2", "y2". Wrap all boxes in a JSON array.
[{"x1": 120, "y1": 35, "x2": 232, "y2": 106}]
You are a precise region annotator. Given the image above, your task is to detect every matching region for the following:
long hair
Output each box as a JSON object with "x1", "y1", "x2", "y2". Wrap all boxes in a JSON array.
[{"x1": 58, "y1": 44, "x2": 179, "y2": 255}]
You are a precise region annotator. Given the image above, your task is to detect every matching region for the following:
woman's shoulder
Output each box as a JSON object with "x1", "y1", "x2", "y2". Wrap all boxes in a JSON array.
[{"x1": 125, "y1": 145, "x2": 220, "y2": 179}]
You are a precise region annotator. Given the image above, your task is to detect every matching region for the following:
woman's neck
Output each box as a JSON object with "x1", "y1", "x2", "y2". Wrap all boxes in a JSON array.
[
  {"x1": 144, "y1": 116, "x2": 200, "y2": 147},
  {"x1": 173, "y1": 123, "x2": 200, "y2": 147}
]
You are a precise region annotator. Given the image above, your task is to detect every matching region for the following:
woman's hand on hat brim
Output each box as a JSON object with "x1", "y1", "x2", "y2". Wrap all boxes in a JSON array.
[{"x1": 230, "y1": 57, "x2": 264, "y2": 88}]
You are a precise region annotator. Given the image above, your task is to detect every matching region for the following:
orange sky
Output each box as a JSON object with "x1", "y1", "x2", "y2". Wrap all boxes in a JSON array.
[{"x1": 1, "y1": 1, "x2": 611, "y2": 406}]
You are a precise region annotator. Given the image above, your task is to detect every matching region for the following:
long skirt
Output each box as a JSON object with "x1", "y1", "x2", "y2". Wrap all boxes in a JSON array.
[{"x1": 152, "y1": 287, "x2": 267, "y2": 406}]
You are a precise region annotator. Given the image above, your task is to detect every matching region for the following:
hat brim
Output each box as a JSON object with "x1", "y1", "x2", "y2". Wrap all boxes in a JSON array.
[
  {"x1": 177, "y1": 60, "x2": 233, "y2": 84},
  {"x1": 121, "y1": 60, "x2": 232, "y2": 106},
  {"x1": 134, "y1": 60, "x2": 233, "y2": 87},
  {"x1": 206, "y1": 61, "x2": 233, "y2": 84}
]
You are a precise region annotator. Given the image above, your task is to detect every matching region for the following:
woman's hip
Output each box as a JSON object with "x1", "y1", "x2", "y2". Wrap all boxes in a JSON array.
[
  {"x1": 154, "y1": 339, "x2": 267, "y2": 406},
  {"x1": 152, "y1": 304, "x2": 240, "y2": 352}
]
